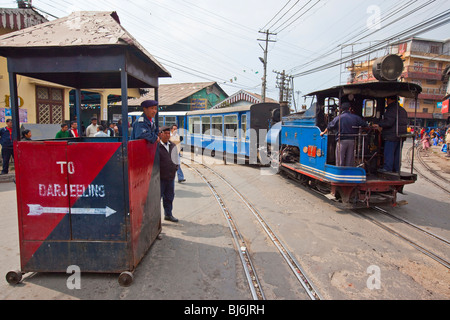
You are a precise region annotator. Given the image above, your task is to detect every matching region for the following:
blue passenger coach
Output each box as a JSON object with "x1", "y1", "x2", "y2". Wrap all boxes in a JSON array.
[
  {"x1": 128, "y1": 111, "x2": 187, "y2": 130},
  {"x1": 185, "y1": 103, "x2": 280, "y2": 160}
]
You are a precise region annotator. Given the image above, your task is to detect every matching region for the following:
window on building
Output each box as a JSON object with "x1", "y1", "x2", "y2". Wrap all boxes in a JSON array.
[
  {"x1": 408, "y1": 100, "x2": 419, "y2": 109},
  {"x1": 36, "y1": 86, "x2": 64, "y2": 124},
  {"x1": 414, "y1": 61, "x2": 424, "y2": 71},
  {"x1": 430, "y1": 45, "x2": 440, "y2": 54}
]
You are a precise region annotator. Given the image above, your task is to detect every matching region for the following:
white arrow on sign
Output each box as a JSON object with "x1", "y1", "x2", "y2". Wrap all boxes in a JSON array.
[{"x1": 27, "y1": 205, "x2": 116, "y2": 217}]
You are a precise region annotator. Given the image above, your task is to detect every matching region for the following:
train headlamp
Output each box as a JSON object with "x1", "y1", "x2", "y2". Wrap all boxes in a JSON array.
[{"x1": 372, "y1": 54, "x2": 404, "y2": 81}]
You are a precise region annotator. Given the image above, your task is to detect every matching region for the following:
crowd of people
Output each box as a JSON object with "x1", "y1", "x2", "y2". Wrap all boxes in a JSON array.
[{"x1": 410, "y1": 125, "x2": 450, "y2": 157}]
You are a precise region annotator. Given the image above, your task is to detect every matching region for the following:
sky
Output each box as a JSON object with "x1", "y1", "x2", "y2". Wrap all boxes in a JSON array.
[{"x1": 1, "y1": 0, "x2": 449, "y2": 104}]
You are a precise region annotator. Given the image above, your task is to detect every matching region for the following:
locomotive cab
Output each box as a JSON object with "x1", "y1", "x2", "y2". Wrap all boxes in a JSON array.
[{"x1": 274, "y1": 55, "x2": 422, "y2": 208}]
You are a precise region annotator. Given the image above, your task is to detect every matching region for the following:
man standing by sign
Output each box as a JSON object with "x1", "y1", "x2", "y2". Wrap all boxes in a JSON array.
[
  {"x1": 159, "y1": 126, "x2": 179, "y2": 222},
  {"x1": 0, "y1": 119, "x2": 13, "y2": 175},
  {"x1": 131, "y1": 100, "x2": 159, "y2": 144}
]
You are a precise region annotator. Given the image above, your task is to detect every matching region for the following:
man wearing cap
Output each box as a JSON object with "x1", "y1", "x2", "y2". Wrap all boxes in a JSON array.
[
  {"x1": 131, "y1": 100, "x2": 159, "y2": 144},
  {"x1": 320, "y1": 102, "x2": 368, "y2": 167},
  {"x1": 159, "y1": 126, "x2": 179, "y2": 222}
]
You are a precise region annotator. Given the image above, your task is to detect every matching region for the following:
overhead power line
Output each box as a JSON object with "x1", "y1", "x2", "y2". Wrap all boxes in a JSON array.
[
  {"x1": 273, "y1": 0, "x2": 319, "y2": 33},
  {"x1": 289, "y1": 0, "x2": 435, "y2": 74},
  {"x1": 292, "y1": 9, "x2": 450, "y2": 78},
  {"x1": 262, "y1": 0, "x2": 300, "y2": 31}
]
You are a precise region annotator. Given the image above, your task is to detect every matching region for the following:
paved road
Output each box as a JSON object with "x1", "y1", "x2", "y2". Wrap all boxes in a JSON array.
[{"x1": 1, "y1": 144, "x2": 449, "y2": 300}]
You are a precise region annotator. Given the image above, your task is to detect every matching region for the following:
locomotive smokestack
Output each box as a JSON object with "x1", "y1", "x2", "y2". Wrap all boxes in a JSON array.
[{"x1": 280, "y1": 102, "x2": 290, "y2": 120}]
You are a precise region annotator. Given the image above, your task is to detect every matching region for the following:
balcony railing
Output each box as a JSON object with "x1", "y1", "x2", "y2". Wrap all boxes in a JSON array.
[
  {"x1": 403, "y1": 66, "x2": 443, "y2": 80},
  {"x1": 419, "y1": 87, "x2": 446, "y2": 100}
]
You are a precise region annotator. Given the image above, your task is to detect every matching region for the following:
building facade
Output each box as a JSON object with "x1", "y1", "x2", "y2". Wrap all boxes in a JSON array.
[
  {"x1": 348, "y1": 37, "x2": 450, "y2": 128},
  {"x1": 211, "y1": 89, "x2": 278, "y2": 109}
]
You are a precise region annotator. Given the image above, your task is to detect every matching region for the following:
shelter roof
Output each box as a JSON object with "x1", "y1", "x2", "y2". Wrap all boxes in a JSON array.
[{"x1": 0, "y1": 11, "x2": 170, "y2": 78}]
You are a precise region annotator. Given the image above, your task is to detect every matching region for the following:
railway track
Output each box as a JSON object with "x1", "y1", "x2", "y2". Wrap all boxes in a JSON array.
[
  {"x1": 406, "y1": 146, "x2": 450, "y2": 194},
  {"x1": 182, "y1": 160, "x2": 322, "y2": 300},
  {"x1": 356, "y1": 207, "x2": 450, "y2": 270}
]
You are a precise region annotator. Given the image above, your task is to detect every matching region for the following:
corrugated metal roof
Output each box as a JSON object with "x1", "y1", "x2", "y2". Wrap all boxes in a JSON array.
[
  {"x1": 0, "y1": 11, "x2": 170, "y2": 77},
  {"x1": 126, "y1": 82, "x2": 221, "y2": 106}
]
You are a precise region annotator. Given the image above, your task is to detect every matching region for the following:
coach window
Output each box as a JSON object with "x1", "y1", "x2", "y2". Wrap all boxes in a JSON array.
[
  {"x1": 212, "y1": 116, "x2": 223, "y2": 136},
  {"x1": 241, "y1": 115, "x2": 247, "y2": 141},
  {"x1": 189, "y1": 117, "x2": 201, "y2": 134},
  {"x1": 165, "y1": 116, "x2": 177, "y2": 128},
  {"x1": 179, "y1": 117, "x2": 185, "y2": 132},
  {"x1": 225, "y1": 115, "x2": 238, "y2": 138},
  {"x1": 202, "y1": 116, "x2": 211, "y2": 135},
  {"x1": 158, "y1": 116, "x2": 164, "y2": 126}
]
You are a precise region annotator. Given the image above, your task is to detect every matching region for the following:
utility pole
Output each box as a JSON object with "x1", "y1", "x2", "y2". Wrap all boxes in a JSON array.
[
  {"x1": 258, "y1": 30, "x2": 276, "y2": 103},
  {"x1": 274, "y1": 70, "x2": 294, "y2": 104},
  {"x1": 274, "y1": 70, "x2": 293, "y2": 118}
]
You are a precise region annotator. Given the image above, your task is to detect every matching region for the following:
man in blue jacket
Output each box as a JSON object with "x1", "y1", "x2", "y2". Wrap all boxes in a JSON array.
[
  {"x1": 0, "y1": 119, "x2": 14, "y2": 175},
  {"x1": 131, "y1": 100, "x2": 160, "y2": 144},
  {"x1": 321, "y1": 102, "x2": 368, "y2": 167}
]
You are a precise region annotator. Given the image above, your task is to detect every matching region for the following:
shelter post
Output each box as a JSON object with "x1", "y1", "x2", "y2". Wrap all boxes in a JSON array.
[
  {"x1": 74, "y1": 88, "x2": 82, "y2": 132},
  {"x1": 120, "y1": 68, "x2": 129, "y2": 144},
  {"x1": 8, "y1": 72, "x2": 20, "y2": 141}
]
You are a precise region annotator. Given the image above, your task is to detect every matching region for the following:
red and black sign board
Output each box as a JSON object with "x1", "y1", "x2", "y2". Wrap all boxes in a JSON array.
[{"x1": 14, "y1": 140, "x2": 160, "y2": 274}]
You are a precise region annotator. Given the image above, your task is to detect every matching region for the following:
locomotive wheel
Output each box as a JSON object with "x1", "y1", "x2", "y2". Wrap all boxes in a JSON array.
[
  {"x1": 118, "y1": 271, "x2": 134, "y2": 287},
  {"x1": 6, "y1": 270, "x2": 22, "y2": 285}
]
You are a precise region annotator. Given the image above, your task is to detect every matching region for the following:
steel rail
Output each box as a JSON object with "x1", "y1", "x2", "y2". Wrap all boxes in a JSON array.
[
  {"x1": 189, "y1": 160, "x2": 322, "y2": 300},
  {"x1": 416, "y1": 147, "x2": 450, "y2": 185},
  {"x1": 407, "y1": 146, "x2": 450, "y2": 194},
  {"x1": 358, "y1": 210, "x2": 450, "y2": 269},
  {"x1": 373, "y1": 206, "x2": 450, "y2": 246},
  {"x1": 182, "y1": 161, "x2": 265, "y2": 300}
]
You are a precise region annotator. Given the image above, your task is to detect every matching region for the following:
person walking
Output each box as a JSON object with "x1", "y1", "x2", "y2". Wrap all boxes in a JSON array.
[
  {"x1": 421, "y1": 131, "x2": 431, "y2": 156},
  {"x1": 0, "y1": 119, "x2": 14, "y2": 175},
  {"x1": 159, "y1": 126, "x2": 179, "y2": 222},
  {"x1": 170, "y1": 124, "x2": 186, "y2": 183},
  {"x1": 446, "y1": 126, "x2": 450, "y2": 157}
]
